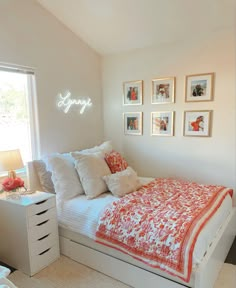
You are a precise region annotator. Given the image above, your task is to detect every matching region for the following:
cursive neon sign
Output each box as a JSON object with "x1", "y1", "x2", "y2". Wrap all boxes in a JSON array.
[{"x1": 57, "y1": 90, "x2": 92, "y2": 114}]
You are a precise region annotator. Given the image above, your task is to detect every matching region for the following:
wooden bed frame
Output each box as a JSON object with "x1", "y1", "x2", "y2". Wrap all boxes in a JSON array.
[{"x1": 27, "y1": 162, "x2": 236, "y2": 288}]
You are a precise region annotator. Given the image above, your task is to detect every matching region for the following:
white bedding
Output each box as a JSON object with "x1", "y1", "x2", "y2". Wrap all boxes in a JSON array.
[{"x1": 57, "y1": 177, "x2": 233, "y2": 267}]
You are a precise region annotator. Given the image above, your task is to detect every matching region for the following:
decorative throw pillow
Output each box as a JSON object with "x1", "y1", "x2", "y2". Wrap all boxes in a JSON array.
[
  {"x1": 48, "y1": 155, "x2": 84, "y2": 203},
  {"x1": 105, "y1": 150, "x2": 128, "y2": 174},
  {"x1": 33, "y1": 160, "x2": 55, "y2": 193},
  {"x1": 72, "y1": 152, "x2": 111, "y2": 199},
  {"x1": 32, "y1": 141, "x2": 112, "y2": 195},
  {"x1": 103, "y1": 167, "x2": 142, "y2": 197}
]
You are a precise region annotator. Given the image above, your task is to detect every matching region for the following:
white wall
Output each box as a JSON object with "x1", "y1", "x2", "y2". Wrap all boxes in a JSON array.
[
  {"x1": 0, "y1": 0, "x2": 235, "y2": 191},
  {"x1": 102, "y1": 28, "x2": 236, "y2": 190},
  {"x1": 0, "y1": 0, "x2": 104, "y2": 157}
]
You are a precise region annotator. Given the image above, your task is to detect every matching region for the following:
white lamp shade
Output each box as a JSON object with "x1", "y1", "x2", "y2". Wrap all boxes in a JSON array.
[{"x1": 0, "y1": 149, "x2": 24, "y2": 172}]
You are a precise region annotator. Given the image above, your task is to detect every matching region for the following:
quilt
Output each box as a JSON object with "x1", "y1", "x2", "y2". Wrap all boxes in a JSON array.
[{"x1": 96, "y1": 178, "x2": 233, "y2": 282}]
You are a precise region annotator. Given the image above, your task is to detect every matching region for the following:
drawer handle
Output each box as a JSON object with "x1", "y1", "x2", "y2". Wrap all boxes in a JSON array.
[
  {"x1": 38, "y1": 234, "x2": 50, "y2": 241},
  {"x1": 36, "y1": 209, "x2": 48, "y2": 216},
  {"x1": 39, "y1": 247, "x2": 51, "y2": 255},
  {"x1": 37, "y1": 220, "x2": 49, "y2": 226},
  {"x1": 35, "y1": 200, "x2": 47, "y2": 205}
]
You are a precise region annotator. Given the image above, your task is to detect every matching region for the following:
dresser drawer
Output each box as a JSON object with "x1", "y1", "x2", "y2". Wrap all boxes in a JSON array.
[
  {"x1": 29, "y1": 219, "x2": 57, "y2": 242},
  {"x1": 30, "y1": 231, "x2": 58, "y2": 256},
  {"x1": 30, "y1": 244, "x2": 59, "y2": 275},
  {"x1": 28, "y1": 207, "x2": 57, "y2": 228},
  {"x1": 28, "y1": 197, "x2": 55, "y2": 216}
]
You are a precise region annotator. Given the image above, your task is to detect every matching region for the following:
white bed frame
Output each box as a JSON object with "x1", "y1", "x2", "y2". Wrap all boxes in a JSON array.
[{"x1": 27, "y1": 162, "x2": 236, "y2": 288}]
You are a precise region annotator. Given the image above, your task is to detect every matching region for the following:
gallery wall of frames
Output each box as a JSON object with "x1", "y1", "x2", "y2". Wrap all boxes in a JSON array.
[{"x1": 123, "y1": 73, "x2": 214, "y2": 137}]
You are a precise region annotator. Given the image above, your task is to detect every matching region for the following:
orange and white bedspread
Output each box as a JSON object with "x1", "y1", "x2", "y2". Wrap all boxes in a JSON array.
[{"x1": 96, "y1": 178, "x2": 233, "y2": 282}]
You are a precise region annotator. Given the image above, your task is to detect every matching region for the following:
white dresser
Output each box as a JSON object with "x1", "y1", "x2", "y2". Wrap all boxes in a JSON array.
[{"x1": 0, "y1": 191, "x2": 60, "y2": 276}]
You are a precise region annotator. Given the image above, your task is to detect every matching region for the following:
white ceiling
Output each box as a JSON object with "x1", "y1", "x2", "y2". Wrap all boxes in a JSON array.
[{"x1": 36, "y1": 0, "x2": 235, "y2": 55}]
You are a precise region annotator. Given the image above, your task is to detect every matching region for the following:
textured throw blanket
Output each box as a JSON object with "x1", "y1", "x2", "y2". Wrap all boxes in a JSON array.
[{"x1": 96, "y1": 178, "x2": 233, "y2": 282}]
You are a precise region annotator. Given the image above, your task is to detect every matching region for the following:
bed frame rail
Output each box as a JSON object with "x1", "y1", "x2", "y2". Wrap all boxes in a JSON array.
[
  {"x1": 59, "y1": 208, "x2": 236, "y2": 288},
  {"x1": 27, "y1": 161, "x2": 236, "y2": 288}
]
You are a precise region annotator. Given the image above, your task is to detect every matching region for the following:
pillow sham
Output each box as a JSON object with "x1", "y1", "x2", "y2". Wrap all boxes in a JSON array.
[
  {"x1": 105, "y1": 150, "x2": 128, "y2": 173},
  {"x1": 33, "y1": 152, "x2": 64, "y2": 193},
  {"x1": 33, "y1": 141, "x2": 112, "y2": 194},
  {"x1": 33, "y1": 160, "x2": 55, "y2": 193},
  {"x1": 75, "y1": 140, "x2": 113, "y2": 157},
  {"x1": 48, "y1": 155, "x2": 84, "y2": 203},
  {"x1": 103, "y1": 166, "x2": 142, "y2": 197},
  {"x1": 72, "y1": 152, "x2": 111, "y2": 199}
]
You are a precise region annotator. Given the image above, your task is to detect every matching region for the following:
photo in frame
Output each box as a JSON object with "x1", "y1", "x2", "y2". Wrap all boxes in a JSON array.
[
  {"x1": 151, "y1": 111, "x2": 174, "y2": 136},
  {"x1": 185, "y1": 73, "x2": 214, "y2": 102},
  {"x1": 124, "y1": 112, "x2": 142, "y2": 135},
  {"x1": 123, "y1": 80, "x2": 143, "y2": 105},
  {"x1": 183, "y1": 110, "x2": 212, "y2": 137},
  {"x1": 151, "y1": 77, "x2": 175, "y2": 104}
]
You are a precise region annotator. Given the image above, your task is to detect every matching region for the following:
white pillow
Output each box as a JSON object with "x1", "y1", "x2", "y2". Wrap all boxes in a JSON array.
[
  {"x1": 33, "y1": 160, "x2": 55, "y2": 193},
  {"x1": 48, "y1": 155, "x2": 84, "y2": 203},
  {"x1": 103, "y1": 167, "x2": 142, "y2": 197},
  {"x1": 72, "y1": 152, "x2": 111, "y2": 199},
  {"x1": 76, "y1": 140, "x2": 113, "y2": 156},
  {"x1": 33, "y1": 152, "x2": 74, "y2": 193},
  {"x1": 32, "y1": 141, "x2": 112, "y2": 195}
]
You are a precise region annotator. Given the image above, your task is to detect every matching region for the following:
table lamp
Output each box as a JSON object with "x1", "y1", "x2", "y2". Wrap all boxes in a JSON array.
[{"x1": 0, "y1": 149, "x2": 24, "y2": 179}]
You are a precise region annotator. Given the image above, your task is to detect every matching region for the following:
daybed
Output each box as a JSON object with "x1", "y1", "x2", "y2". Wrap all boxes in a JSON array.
[{"x1": 26, "y1": 141, "x2": 236, "y2": 288}]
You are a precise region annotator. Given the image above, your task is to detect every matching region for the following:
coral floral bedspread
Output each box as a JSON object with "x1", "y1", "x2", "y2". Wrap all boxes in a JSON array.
[{"x1": 95, "y1": 178, "x2": 233, "y2": 282}]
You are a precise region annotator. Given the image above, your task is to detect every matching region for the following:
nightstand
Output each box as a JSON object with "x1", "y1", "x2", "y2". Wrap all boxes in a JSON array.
[{"x1": 0, "y1": 191, "x2": 60, "y2": 276}]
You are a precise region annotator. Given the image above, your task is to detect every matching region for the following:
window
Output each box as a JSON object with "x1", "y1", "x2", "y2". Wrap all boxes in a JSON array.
[{"x1": 0, "y1": 64, "x2": 39, "y2": 165}]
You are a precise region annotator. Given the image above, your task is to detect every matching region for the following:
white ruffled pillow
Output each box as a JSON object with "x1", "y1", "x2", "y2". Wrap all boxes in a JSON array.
[
  {"x1": 48, "y1": 155, "x2": 84, "y2": 203},
  {"x1": 33, "y1": 160, "x2": 55, "y2": 193},
  {"x1": 103, "y1": 167, "x2": 142, "y2": 197},
  {"x1": 72, "y1": 152, "x2": 111, "y2": 199}
]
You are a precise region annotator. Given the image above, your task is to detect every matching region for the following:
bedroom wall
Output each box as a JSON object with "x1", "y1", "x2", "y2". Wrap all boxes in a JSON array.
[
  {"x1": 0, "y1": 0, "x2": 104, "y2": 157},
  {"x1": 102, "y1": 28, "x2": 236, "y2": 191}
]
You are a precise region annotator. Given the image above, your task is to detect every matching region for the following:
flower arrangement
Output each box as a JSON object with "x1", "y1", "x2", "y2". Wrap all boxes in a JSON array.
[{"x1": 0, "y1": 177, "x2": 25, "y2": 192}]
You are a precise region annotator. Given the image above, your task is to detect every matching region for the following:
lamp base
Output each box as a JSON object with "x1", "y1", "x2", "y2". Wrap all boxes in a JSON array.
[{"x1": 8, "y1": 170, "x2": 16, "y2": 179}]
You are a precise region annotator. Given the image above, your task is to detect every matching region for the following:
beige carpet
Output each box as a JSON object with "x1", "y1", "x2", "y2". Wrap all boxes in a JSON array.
[{"x1": 8, "y1": 256, "x2": 236, "y2": 288}]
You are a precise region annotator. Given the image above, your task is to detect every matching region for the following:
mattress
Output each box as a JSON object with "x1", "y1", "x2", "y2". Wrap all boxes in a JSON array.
[{"x1": 57, "y1": 177, "x2": 233, "y2": 267}]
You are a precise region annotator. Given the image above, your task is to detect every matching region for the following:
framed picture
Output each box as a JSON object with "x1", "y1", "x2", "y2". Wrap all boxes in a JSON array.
[
  {"x1": 123, "y1": 80, "x2": 143, "y2": 105},
  {"x1": 151, "y1": 77, "x2": 175, "y2": 104},
  {"x1": 185, "y1": 73, "x2": 214, "y2": 102},
  {"x1": 183, "y1": 110, "x2": 212, "y2": 137},
  {"x1": 151, "y1": 111, "x2": 174, "y2": 136},
  {"x1": 124, "y1": 112, "x2": 142, "y2": 135}
]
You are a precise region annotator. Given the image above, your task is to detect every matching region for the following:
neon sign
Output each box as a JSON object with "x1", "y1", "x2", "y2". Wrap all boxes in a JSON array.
[{"x1": 57, "y1": 90, "x2": 92, "y2": 114}]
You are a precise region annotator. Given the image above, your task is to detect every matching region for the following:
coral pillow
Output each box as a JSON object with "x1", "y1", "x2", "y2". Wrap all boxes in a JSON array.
[{"x1": 105, "y1": 150, "x2": 128, "y2": 174}]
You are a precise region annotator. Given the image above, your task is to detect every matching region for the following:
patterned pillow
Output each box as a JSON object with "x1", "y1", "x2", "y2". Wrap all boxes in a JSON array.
[{"x1": 105, "y1": 150, "x2": 128, "y2": 174}]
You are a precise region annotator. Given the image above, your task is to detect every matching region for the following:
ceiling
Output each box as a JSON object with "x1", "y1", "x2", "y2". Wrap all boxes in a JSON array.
[{"x1": 36, "y1": 0, "x2": 235, "y2": 55}]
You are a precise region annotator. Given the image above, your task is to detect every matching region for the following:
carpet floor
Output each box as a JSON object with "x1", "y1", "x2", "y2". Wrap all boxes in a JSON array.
[{"x1": 8, "y1": 256, "x2": 236, "y2": 288}]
